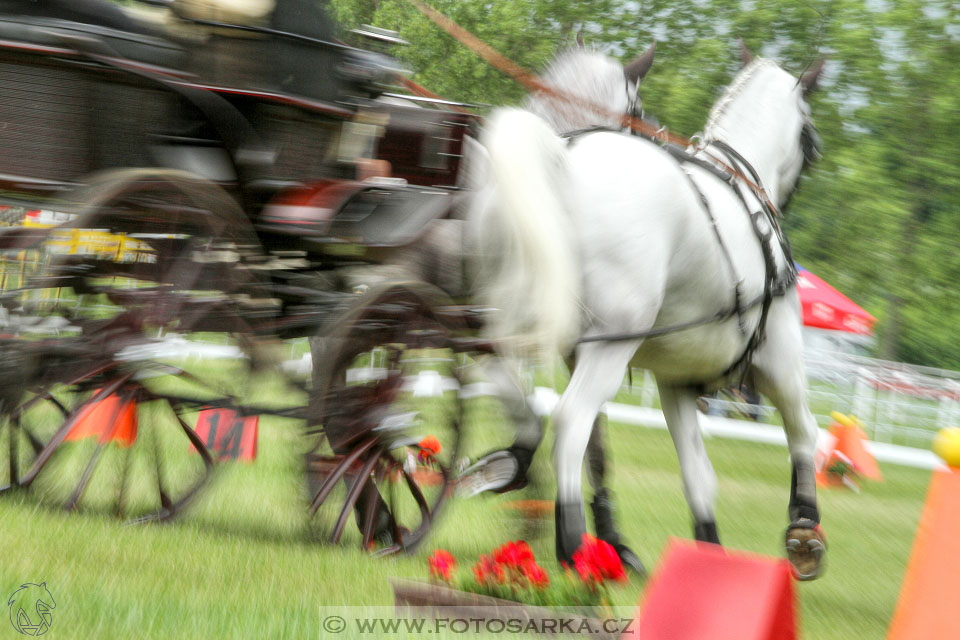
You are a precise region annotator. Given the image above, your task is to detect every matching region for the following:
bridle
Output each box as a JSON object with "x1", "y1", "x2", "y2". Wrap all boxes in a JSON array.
[
  {"x1": 800, "y1": 119, "x2": 823, "y2": 166},
  {"x1": 625, "y1": 77, "x2": 644, "y2": 123}
]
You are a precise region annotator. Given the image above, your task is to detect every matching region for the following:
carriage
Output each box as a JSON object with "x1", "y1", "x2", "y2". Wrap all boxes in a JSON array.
[{"x1": 0, "y1": 0, "x2": 485, "y2": 554}]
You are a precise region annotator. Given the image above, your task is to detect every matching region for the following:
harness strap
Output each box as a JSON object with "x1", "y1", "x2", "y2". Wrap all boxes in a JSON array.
[
  {"x1": 564, "y1": 128, "x2": 798, "y2": 383},
  {"x1": 709, "y1": 141, "x2": 797, "y2": 269},
  {"x1": 577, "y1": 290, "x2": 770, "y2": 344},
  {"x1": 677, "y1": 168, "x2": 747, "y2": 335},
  {"x1": 707, "y1": 145, "x2": 796, "y2": 380},
  {"x1": 561, "y1": 125, "x2": 622, "y2": 142}
]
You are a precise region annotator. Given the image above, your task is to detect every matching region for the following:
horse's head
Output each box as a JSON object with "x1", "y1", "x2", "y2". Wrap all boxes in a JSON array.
[
  {"x1": 706, "y1": 43, "x2": 825, "y2": 207},
  {"x1": 525, "y1": 42, "x2": 655, "y2": 134}
]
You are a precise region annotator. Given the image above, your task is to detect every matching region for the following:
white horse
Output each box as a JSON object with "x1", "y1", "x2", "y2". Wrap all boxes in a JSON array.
[
  {"x1": 312, "y1": 44, "x2": 656, "y2": 561},
  {"x1": 477, "y1": 47, "x2": 827, "y2": 579},
  {"x1": 457, "y1": 43, "x2": 655, "y2": 574}
]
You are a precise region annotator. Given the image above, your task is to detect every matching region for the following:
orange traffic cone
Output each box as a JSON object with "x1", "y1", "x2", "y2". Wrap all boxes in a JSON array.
[
  {"x1": 65, "y1": 390, "x2": 138, "y2": 447},
  {"x1": 816, "y1": 412, "x2": 882, "y2": 487},
  {"x1": 816, "y1": 448, "x2": 860, "y2": 490},
  {"x1": 832, "y1": 413, "x2": 882, "y2": 480},
  {"x1": 625, "y1": 539, "x2": 797, "y2": 639},
  {"x1": 887, "y1": 469, "x2": 960, "y2": 639}
]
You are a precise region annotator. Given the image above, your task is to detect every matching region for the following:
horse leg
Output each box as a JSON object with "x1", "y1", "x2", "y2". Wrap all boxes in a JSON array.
[
  {"x1": 658, "y1": 382, "x2": 721, "y2": 544},
  {"x1": 554, "y1": 341, "x2": 639, "y2": 565},
  {"x1": 457, "y1": 355, "x2": 544, "y2": 496},
  {"x1": 586, "y1": 414, "x2": 646, "y2": 574},
  {"x1": 751, "y1": 311, "x2": 825, "y2": 579}
]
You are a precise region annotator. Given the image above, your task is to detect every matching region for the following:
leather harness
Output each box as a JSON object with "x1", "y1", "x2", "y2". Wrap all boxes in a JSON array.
[{"x1": 561, "y1": 125, "x2": 798, "y2": 381}]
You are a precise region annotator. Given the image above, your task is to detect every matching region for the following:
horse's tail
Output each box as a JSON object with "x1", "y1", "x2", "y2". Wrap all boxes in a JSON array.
[{"x1": 477, "y1": 108, "x2": 580, "y2": 361}]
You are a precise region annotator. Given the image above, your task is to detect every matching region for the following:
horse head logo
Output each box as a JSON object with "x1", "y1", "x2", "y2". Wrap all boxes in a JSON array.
[{"x1": 7, "y1": 583, "x2": 56, "y2": 636}]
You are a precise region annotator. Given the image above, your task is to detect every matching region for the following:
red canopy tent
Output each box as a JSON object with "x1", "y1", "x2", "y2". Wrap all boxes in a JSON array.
[{"x1": 796, "y1": 265, "x2": 875, "y2": 335}]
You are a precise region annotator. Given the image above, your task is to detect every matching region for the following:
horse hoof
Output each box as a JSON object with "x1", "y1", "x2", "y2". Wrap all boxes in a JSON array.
[
  {"x1": 785, "y1": 523, "x2": 826, "y2": 581},
  {"x1": 614, "y1": 543, "x2": 646, "y2": 577},
  {"x1": 456, "y1": 450, "x2": 523, "y2": 497},
  {"x1": 457, "y1": 448, "x2": 534, "y2": 497}
]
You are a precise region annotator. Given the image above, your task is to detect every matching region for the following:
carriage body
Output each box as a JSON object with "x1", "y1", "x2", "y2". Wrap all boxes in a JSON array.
[
  {"x1": 0, "y1": 0, "x2": 481, "y2": 551},
  {"x1": 0, "y1": 1, "x2": 475, "y2": 268}
]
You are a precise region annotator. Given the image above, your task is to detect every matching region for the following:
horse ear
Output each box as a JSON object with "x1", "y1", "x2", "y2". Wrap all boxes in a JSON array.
[
  {"x1": 624, "y1": 41, "x2": 656, "y2": 85},
  {"x1": 576, "y1": 29, "x2": 585, "y2": 49},
  {"x1": 801, "y1": 58, "x2": 826, "y2": 93},
  {"x1": 738, "y1": 39, "x2": 753, "y2": 67}
]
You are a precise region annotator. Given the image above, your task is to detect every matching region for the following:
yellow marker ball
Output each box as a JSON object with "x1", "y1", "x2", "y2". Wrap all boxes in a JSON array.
[
  {"x1": 932, "y1": 427, "x2": 960, "y2": 467},
  {"x1": 830, "y1": 411, "x2": 855, "y2": 428}
]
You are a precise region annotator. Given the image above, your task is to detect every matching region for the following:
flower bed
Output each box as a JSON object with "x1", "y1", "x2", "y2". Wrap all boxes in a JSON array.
[{"x1": 390, "y1": 536, "x2": 631, "y2": 638}]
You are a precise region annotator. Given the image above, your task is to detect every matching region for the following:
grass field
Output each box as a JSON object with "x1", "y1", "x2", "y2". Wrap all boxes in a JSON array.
[{"x1": 0, "y1": 374, "x2": 932, "y2": 640}]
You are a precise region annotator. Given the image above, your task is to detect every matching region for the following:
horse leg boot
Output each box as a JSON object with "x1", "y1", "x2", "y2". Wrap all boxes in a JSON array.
[
  {"x1": 555, "y1": 341, "x2": 639, "y2": 565},
  {"x1": 751, "y1": 306, "x2": 825, "y2": 580},
  {"x1": 658, "y1": 383, "x2": 721, "y2": 544},
  {"x1": 586, "y1": 415, "x2": 645, "y2": 574},
  {"x1": 458, "y1": 356, "x2": 544, "y2": 496}
]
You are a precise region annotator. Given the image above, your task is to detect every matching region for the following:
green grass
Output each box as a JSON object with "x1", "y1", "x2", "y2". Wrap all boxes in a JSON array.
[{"x1": 0, "y1": 388, "x2": 931, "y2": 640}]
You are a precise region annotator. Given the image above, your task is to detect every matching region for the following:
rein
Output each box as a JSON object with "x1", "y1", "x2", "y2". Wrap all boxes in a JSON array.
[{"x1": 402, "y1": 0, "x2": 781, "y2": 217}]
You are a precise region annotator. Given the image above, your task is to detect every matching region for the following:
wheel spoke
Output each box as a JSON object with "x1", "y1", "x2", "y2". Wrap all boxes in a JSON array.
[
  {"x1": 310, "y1": 284, "x2": 466, "y2": 553},
  {"x1": 309, "y1": 438, "x2": 378, "y2": 516},
  {"x1": 331, "y1": 446, "x2": 384, "y2": 544},
  {"x1": 19, "y1": 373, "x2": 133, "y2": 488}
]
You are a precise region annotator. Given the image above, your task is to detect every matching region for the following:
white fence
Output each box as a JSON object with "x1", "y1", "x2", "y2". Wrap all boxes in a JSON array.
[{"x1": 624, "y1": 348, "x2": 960, "y2": 449}]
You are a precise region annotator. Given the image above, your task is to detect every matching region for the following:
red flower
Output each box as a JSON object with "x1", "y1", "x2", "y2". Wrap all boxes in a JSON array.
[
  {"x1": 428, "y1": 549, "x2": 456, "y2": 582},
  {"x1": 571, "y1": 534, "x2": 626, "y2": 585},
  {"x1": 493, "y1": 540, "x2": 534, "y2": 568},
  {"x1": 521, "y1": 560, "x2": 550, "y2": 589},
  {"x1": 472, "y1": 554, "x2": 505, "y2": 585},
  {"x1": 418, "y1": 435, "x2": 442, "y2": 463}
]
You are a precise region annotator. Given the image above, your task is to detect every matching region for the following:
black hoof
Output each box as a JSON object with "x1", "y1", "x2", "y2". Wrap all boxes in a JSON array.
[
  {"x1": 555, "y1": 500, "x2": 587, "y2": 566},
  {"x1": 590, "y1": 488, "x2": 644, "y2": 575},
  {"x1": 613, "y1": 543, "x2": 646, "y2": 576}
]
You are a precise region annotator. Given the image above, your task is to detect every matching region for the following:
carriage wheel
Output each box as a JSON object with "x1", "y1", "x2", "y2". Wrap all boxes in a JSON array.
[
  {"x1": 15, "y1": 168, "x2": 266, "y2": 330},
  {"x1": 307, "y1": 283, "x2": 467, "y2": 555},
  {"x1": 0, "y1": 169, "x2": 282, "y2": 522}
]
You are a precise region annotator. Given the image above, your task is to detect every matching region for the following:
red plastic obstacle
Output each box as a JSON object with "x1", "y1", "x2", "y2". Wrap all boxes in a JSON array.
[
  {"x1": 625, "y1": 539, "x2": 797, "y2": 640},
  {"x1": 192, "y1": 408, "x2": 258, "y2": 462},
  {"x1": 886, "y1": 469, "x2": 960, "y2": 639},
  {"x1": 65, "y1": 391, "x2": 138, "y2": 447}
]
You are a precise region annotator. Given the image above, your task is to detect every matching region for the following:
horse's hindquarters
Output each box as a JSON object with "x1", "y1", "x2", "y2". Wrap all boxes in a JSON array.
[{"x1": 566, "y1": 133, "x2": 765, "y2": 381}]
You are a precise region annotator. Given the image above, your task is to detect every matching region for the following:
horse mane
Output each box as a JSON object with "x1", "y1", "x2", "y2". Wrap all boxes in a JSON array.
[
  {"x1": 703, "y1": 58, "x2": 781, "y2": 139},
  {"x1": 524, "y1": 48, "x2": 634, "y2": 133}
]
